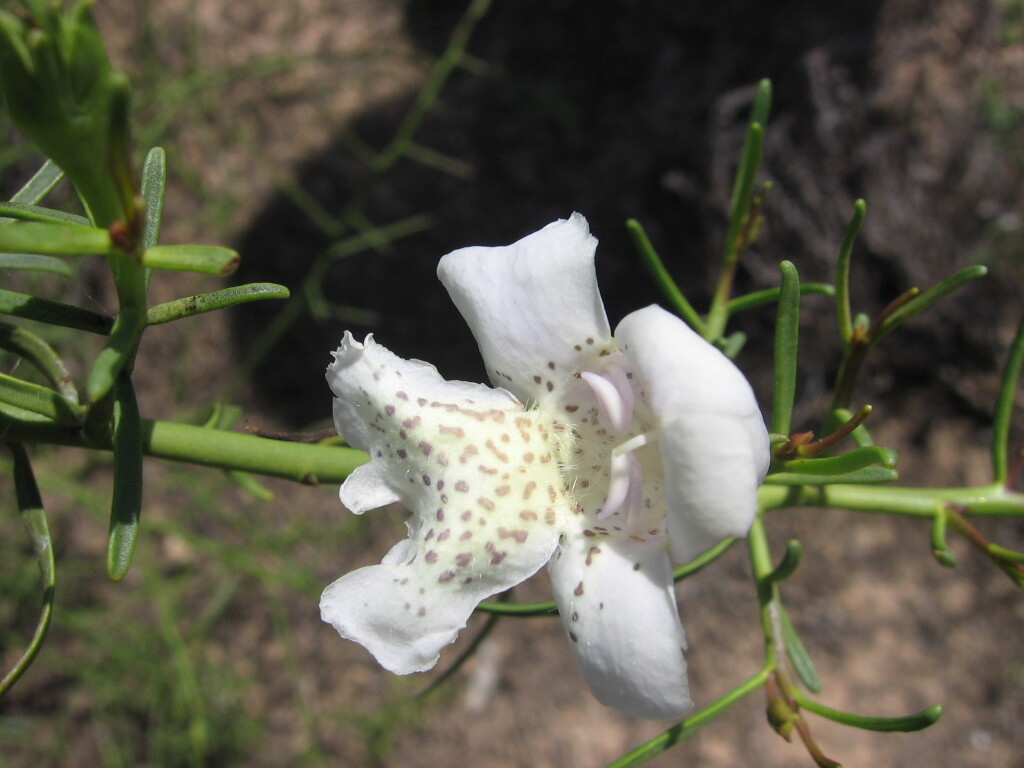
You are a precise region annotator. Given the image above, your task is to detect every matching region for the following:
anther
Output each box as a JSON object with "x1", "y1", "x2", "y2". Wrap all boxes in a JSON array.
[{"x1": 581, "y1": 368, "x2": 635, "y2": 434}]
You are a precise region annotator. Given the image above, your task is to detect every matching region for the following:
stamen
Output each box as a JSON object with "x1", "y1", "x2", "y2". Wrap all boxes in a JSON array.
[
  {"x1": 598, "y1": 451, "x2": 640, "y2": 520},
  {"x1": 581, "y1": 368, "x2": 635, "y2": 434},
  {"x1": 597, "y1": 430, "x2": 659, "y2": 521},
  {"x1": 612, "y1": 430, "x2": 657, "y2": 457}
]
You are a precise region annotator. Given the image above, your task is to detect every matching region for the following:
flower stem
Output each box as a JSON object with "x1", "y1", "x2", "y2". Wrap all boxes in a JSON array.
[{"x1": 1, "y1": 416, "x2": 367, "y2": 484}]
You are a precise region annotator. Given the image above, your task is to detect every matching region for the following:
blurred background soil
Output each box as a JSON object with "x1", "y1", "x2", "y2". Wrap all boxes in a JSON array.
[{"x1": 2, "y1": 0, "x2": 1024, "y2": 766}]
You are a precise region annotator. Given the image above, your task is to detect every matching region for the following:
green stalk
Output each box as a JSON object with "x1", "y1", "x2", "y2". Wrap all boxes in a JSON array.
[
  {"x1": 1, "y1": 416, "x2": 367, "y2": 484},
  {"x1": 992, "y1": 311, "x2": 1024, "y2": 485},
  {"x1": 602, "y1": 668, "x2": 771, "y2": 768}
]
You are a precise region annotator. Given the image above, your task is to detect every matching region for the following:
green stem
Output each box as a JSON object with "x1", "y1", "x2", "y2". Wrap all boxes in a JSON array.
[
  {"x1": 759, "y1": 482, "x2": 1024, "y2": 518},
  {"x1": 992, "y1": 311, "x2": 1024, "y2": 485},
  {"x1": 603, "y1": 668, "x2": 771, "y2": 768},
  {"x1": 0, "y1": 416, "x2": 367, "y2": 484}
]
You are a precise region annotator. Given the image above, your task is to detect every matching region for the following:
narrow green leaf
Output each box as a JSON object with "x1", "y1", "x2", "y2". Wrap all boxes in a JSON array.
[
  {"x1": 720, "y1": 331, "x2": 746, "y2": 359},
  {"x1": 626, "y1": 218, "x2": 704, "y2": 333},
  {"x1": 931, "y1": 508, "x2": 958, "y2": 567},
  {"x1": 0, "y1": 287, "x2": 113, "y2": 334},
  {"x1": 0, "y1": 322, "x2": 78, "y2": 402},
  {"x1": 796, "y1": 695, "x2": 943, "y2": 733},
  {"x1": 225, "y1": 469, "x2": 274, "y2": 501},
  {"x1": 0, "y1": 220, "x2": 109, "y2": 255},
  {"x1": 765, "y1": 539, "x2": 803, "y2": 583},
  {"x1": 724, "y1": 111, "x2": 768, "y2": 260},
  {"x1": 991, "y1": 311, "x2": 1024, "y2": 485},
  {"x1": 0, "y1": 444, "x2": 56, "y2": 698},
  {"x1": 0, "y1": 252, "x2": 73, "y2": 275},
  {"x1": 771, "y1": 260, "x2": 800, "y2": 435},
  {"x1": 876, "y1": 265, "x2": 988, "y2": 341},
  {"x1": 988, "y1": 542, "x2": 1024, "y2": 564},
  {"x1": 727, "y1": 283, "x2": 834, "y2": 315},
  {"x1": 602, "y1": 670, "x2": 770, "y2": 768},
  {"x1": 783, "y1": 446, "x2": 897, "y2": 475},
  {"x1": 0, "y1": 371, "x2": 83, "y2": 423},
  {"x1": 107, "y1": 374, "x2": 143, "y2": 581},
  {"x1": 0, "y1": 200, "x2": 91, "y2": 226},
  {"x1": 86, "y1": 306, "x2": 144, "y2": 402},
  {"x1": 146, "y1": 283, "x2": 290, "y2": 326},
  {"x1": 765, "y1": 466, "x2": 899, "y2": 485},
  {"x1": 749, "y1": 78, "x2": 772, "y2": 129},
  {"x1": 140, "y1": 147, "x2": 166, "y2": 250},
  {"x1": 835, "y1": 200, "x2": 866, "y2": 343},
  {"x1": 474, "y1": 597, "x2": 557, "y2": 616},
  {"x1": 142, "y1": 244, "x2": 239, "y2": 275},
  {"x1": 9, "y1": 158, "x2": 63, "y2": 205},
  {"x1": 673, "y1": 538, "x2": 736, "y2": 581},
  {"x1": 780, "y1": 605, "x2": 822, "y2": 692}
]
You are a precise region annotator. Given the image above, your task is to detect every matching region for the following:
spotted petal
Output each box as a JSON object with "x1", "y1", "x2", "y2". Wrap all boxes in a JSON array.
[
  {"x1": 323, "y1": 333, "x2": 571, "y2": 673},
  {"x1": 615, "y1": 306, "x2": 770, "y2": 563},
  {"x1": 548, "y1": 525, "x2": 692, "y2": 720},
  {"x1": 438, "y1": 213, "x2": 613, "y2": 404}
]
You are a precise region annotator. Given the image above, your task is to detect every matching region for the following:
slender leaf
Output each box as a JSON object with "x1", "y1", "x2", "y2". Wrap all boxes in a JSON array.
[
  {"x1": 992, "y1": 311, "x2": 1024, "y2": 485},
  {"x1": 140, "y1": 147, "x2": 166, "y2": 250},
  {"x1": 835, "y1": 200, "x2": 866, "y2": 343},
  {"x1": 146, "y1": 283, "x2": 290, "y2": 325},
  {"x1": 795, "y1": 694, "x2": 942, "y2": 733},
  {"x1": 626, "y1": 218, "x2": 704, "y2": 333},
  {"x1": 0, "y1": 444, "x2": 56, "y2": 698},
  {"x1": 0, "y1": 287, "x2": 113, "y2": 334},
  {"x1": 0, "y1": 220, "x2": 109, "y2": 255},
  {"x1": 780, "y1": 605, "x2": 821, "y2": 692},
  {"x1": 783, "y1": 445, "x2": 897, "y2": 475},
  {"x1": 0, "y1": 200, "x2": 91, "y2": 226},
  {"x1": 603, "y1": 669, "x2": 770, "y2": 768},
  {"x1": 0, "y1": 252, "x2": 73, "y2": 275},
  {"x1": 765, "y1": 466, "x2": 899, "y2": 485},
  {"x1": 142, "y1": 243, "x2": 239, "y2": 275},
  {"x1": 107, "y1": 374, "x2": 143, "y2": 581},
  {"x1": 86, "y1": 306, "x2": 144, "y2": 402},
  {"x1": 727, "y1": 283, "x2": 834, "y2": 315},
  {"x1": 931, "y1": 508, "x2": 958, "y2": 567},
  {"x1": 988, "y1": 542, "x2": 1024, "y2": 564},
  {"x1": 0, "y1": 322, "x2": 78, "y2": 402},
  {"x1": 876, "y1": 266, "x2": 988, "y2": 341},
  {"x1": 9, "y1": 159, "x2": 63, "y2": 205},
  {"x1": 0, "y1": 371, "x2": 83, "y2": 423},
  {"x1": 772, "y1": 260, "x2": 800, "y2": 435},
  {"x1": 765, "y1": 539, "x2": 803, "y2": 583}
]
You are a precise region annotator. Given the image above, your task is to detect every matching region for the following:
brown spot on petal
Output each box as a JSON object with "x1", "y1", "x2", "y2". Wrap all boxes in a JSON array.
[
  {"x1": 438, "y1": 571, "x2": 456, "y2": 583},
  {"x1": 574, "y1": 581, "x2": 584, "y2": 596},
  {"x1": 519, "y1": 510, "x2": 538, "y2": 521},
  {"x1": 455, "y1": 552, "x2": 473, "y2": 567},
  {"x1": 585, "y1": 546, "x2": 602, "y2": 566},
  {"x1": 455, "y1": 480, "x2": 469, "y2": 493},
  {"x1": 425, "y1": 551, "x2": 438, "y2": 563}
]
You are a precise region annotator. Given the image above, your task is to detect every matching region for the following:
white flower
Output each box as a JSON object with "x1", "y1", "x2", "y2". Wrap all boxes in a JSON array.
[{"x1": 321, "y1": 213, "x2": 770, "y2": 720}]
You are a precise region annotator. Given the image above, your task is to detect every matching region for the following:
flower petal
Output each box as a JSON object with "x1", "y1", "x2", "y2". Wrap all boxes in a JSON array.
[
  {"x1": 615, "y1": 305, "x2": 770, "y2": 563},
  {"x1": 437, "y1": 213, "x2": 613, "y2": 404},
  {"x1": 324, "y1": 332, "x2": 571, "y2": 673},
  {"x1": 547, "y1": 529, "x2": 692, "y2": 720},
  {"x1": 322, "y1": 523, "x2": 559, "y2": 673}
]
